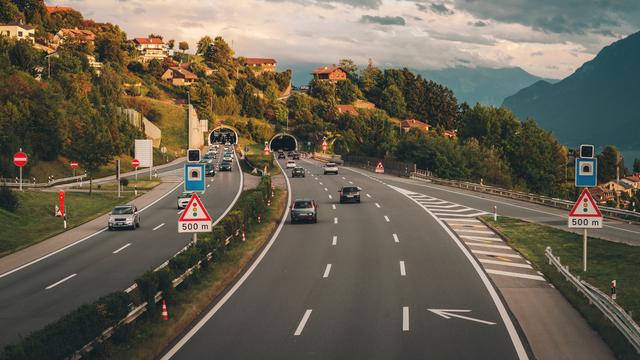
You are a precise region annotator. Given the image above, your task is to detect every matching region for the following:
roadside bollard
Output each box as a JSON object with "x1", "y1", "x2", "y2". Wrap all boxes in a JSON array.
[
  {"x1": 493, "y1": 206, "x2": 498, "y2": 221},
  {"x1": 242, "y1": 224, "x2": 246, "y2": 242},
  {"x1": 257, "y1": 214, "x2": 262, "y2": 224},
  {"x1": 611, "y1": 280, "x2": 617, "y2": 300}
]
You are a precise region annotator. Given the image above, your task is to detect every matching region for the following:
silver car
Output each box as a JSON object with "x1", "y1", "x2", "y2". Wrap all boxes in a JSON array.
[
  {"x1": 178, "y1": 192, "x2": 194, "y2": 209},
  {"x1": 108, "y1": 205, "x2": 140, "y2": 230}
]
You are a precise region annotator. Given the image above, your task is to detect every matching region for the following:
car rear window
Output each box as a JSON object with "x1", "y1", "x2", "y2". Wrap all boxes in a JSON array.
[
  {"x1": 326, "y1": 163, "x2": 336, "y2": 167},
  {"x1": 342, "y1": 187, "x2": 358, "y2": 192},
  {"x1": 294, "y1": 201, "x2": 313, "y2": 209}
]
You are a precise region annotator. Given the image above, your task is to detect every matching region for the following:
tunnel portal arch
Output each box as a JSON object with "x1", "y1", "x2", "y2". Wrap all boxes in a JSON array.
[
  {"x1": 269, "y1": 133, "x2": 298, "y2": 152},
  {"x1": 209, "y1": 125, "x2": 239, "y2": 145}
]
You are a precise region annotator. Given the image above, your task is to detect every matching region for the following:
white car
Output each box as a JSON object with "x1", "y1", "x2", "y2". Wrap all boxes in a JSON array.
[
  {"x1": 223, "y1": 155, "x2": 233, "y2": 162},
  {"x1": 324, "y1": 162, "x2": 339, "y2": 175},
  {"x1": 177, "y1": 192, "x2": 194, "y2": 209},
  {"x1": 286, "y1": 160, "x2": 296, "y2": 169}
]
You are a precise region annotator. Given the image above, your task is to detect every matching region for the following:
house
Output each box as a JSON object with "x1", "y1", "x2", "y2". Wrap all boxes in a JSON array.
[
  {"x1": 443, "y1": 130, "x2": 458, "y2": 139},
  {"x1": 244, "y1": 58, "x2": 277, "y2": 75},
  {"x1": 132, "y1": 37, "x2": 167, "y2": 63},
  {"x1": 602, "y1": 180, "x2": 634, "y2": 197},
  {"x1": 0, "y1": 23, "x2": 35, "y2": 43},
  {"x1": 161, "y1": 67, "x2": 198, "y2": 86},
  {"x1": 32, "y1": 43, "x2": 56, "y2": 54},
  {"x1": 400, "y1": 119, "x2": 430, "y2": 133},
  {"x1": 336, "y1": 105, "x2": 359, "y2": 116},
  {"x1": 589, "y1": 186, "x2": 614, "y2": 204},
  {"x1": 311, "y1": 66, "x2": 347, "y2": 82},
  {"x1": 623, "y1": 174, "x2": 640, "y2": 189},
  {"x1": 52, "y1": 28, "x2": 96, "y2": 48},
  {"x1": 46, "y1": 6, "x2": 77, "y2": 14}
]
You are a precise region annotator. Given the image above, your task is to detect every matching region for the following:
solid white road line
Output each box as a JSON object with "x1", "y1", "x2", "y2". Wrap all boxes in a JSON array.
[
  {"x1": 384, "y1": 215, "x2": 390, "y2": 222},
  {"x1": 45, "y1": 273, "x2": 77, "y2": 290},
  {"x1": 460, "y1": 235, "x2": 503, "y2": 242},
  {"x1": 332, "y1": 235, "x2": 337, "y2": 245},
  {"x1": 479, "y1": 259, "x2": 532, "y2": 269},
  {"x1": 375, "y1": 203, "x2": 381, "y2": 208},
  {"x1": 294, "y1": 309, "x2": 313, "y2": 336},
  {"x1": 113, "y1": 243, "x2": 132, "y2": 254},
  {"x1": 319, "y1": 182, "x2": 323, "y2": 185},
  {"x1": 153, "y1": 223, "x2": 165, "y2": 231},
  {"x1": 393, "y1": 233, "x2": 399, "y2": 243},
  {"x1": 486, "y1": 269, "x2": 546, "y2": 281},
  {"x1": 332, "y1": 204, "x2": 336, "y2": 210},
  {"x1": 328, "y1": 195, "x2": 333, "y2": 199},
  {"x1": 334, "y1": 217, "x2": 338, "y2": 224},
  {"x1": 402, "y1": 306, "x2": 409, "y2": 332},
  {"x1": 465, "y1": 242, "x2": 512, "y2": 250},
  {"x1": 324, "y1": 187, "x2": 328, "y2": 191},
  {"x1": 323, "y1": 264, "x2": 332, "y2": 278},
  {"x1": 0, "y1": 180, "x2": 186, "y2": 280},
  {"x1": 342, "y1": 177, "x2": 346, "y2": 180},
  {"x1": 366, "y1": 193, "x2": 371, "y2": 198},
  {"x1": 349, "y1": 181, "x2": 353, "y2": 184},
  {"x1": 471, "y1": 250, "x2": 521, "y2": 258},
  {"x1": 399, "y1": 261, "x2": 406, "y2": 276}
]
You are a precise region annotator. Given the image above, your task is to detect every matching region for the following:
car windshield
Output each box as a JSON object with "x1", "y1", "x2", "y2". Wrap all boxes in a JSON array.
[
  {"x1": 112, "y1": 206, "x2": 133, "y2": 215},
  {"x1": 294, "y1": 201, "x2": 313, "y2": 209},
  {"x1": 342, "y1": 187, "x2": 359, "y2": 193}
]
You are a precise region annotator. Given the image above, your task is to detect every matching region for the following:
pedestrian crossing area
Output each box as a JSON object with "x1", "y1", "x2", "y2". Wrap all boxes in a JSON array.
[{"x1": 400, "y1": 190, "x2": 548, "y2": 286}]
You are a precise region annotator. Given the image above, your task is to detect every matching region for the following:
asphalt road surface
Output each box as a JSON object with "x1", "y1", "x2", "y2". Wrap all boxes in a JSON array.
[
  {"x1": 0, "y1": 150, "x2": 242, "y2": 346},
  {"x1": 163, "y1": 158, "x2": 528, "y2": 360}
]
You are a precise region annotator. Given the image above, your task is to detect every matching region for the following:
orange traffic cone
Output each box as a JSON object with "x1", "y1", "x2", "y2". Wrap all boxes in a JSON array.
[{"x1": 161, "y1": 299, "x2": 169, "y2": 320}]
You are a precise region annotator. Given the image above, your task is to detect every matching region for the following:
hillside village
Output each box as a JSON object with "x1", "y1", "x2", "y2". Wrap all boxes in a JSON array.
[{"x1": 1, "y1": 1, "x2": 639, "y2": 208}]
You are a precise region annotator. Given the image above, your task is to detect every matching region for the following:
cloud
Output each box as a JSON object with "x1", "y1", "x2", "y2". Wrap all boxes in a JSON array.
[
  {"x1": 469, "y1": 20, "x2": 488, "y2": 27},
  {"x1": 430, "y1": 3, "x2": 454, "y2": 15},
  {"x1": 360, "y1": 15, "x2": 406, "y2": 25},
  {"x1": 530, "y1": 51, "x2": 544, "y2": 56},
  {"x1": 266, "y1": 0, "x2": 381, "y2": 9}
]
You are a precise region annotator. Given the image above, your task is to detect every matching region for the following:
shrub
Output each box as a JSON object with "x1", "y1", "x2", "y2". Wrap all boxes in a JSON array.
[
  {"x1": 146, "y1": 108, "x2": 162, "y2": 123},
  {"x1": 0, "y1": 185, "x2": 18, "y2": 212},
  {"x1": 119, "y1": 178, "x2": 129, "y2": 187},
  {"x1": 135, "y1": 270, "x2": 159, "y2": 307}
]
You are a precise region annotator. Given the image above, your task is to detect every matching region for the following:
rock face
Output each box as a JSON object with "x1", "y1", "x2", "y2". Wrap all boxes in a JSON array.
[{"x1": 503, "y1": 31, "x2": 640, "y2": 149}]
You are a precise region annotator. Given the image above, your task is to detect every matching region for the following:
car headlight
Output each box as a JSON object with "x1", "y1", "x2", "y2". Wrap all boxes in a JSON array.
[{"x1": 125, "y1": 218, "x2": 133, "y2": 224}]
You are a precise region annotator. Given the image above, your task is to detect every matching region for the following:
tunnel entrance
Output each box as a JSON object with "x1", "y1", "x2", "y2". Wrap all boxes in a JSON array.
[
  {"x1": 209, "y1": 126, "x2": 238, "y2": 145},
  {"x1": 269, "y1": 133, "x2": 298, "y2": 152}
]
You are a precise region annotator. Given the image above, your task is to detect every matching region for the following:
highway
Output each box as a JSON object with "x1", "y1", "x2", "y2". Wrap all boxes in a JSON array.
[
  {"x1": 163, "y1": 157, "x2": 528, "y2": 359},
  {"x1": 0, "y1": 149, "x2": 243, "y2": 346}
]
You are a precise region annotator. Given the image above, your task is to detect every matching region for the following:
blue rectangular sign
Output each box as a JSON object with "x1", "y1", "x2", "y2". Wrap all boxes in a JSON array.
[
  {"x1": 184, "y1": 164, "x2": 206, "y2": 193},
  {"x1": 575, "y1": 158, "x2": 597, "y2": 187}
]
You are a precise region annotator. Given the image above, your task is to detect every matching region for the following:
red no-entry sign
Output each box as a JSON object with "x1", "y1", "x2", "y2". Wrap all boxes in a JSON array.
[
  {"x1": 132, "y1": 159, "x2": 140, "y2": 168},
  {"x1": 70, "y1": 162, "x2": 78, "y2": 169},
  {"x1": 13, "y1": 152, "x2": 28, "y2": 167}
]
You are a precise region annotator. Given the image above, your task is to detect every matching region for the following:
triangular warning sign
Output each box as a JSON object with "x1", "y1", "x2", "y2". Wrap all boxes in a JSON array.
[
  {"x1": 375, "y1": 161, "x2": 384, "y2": 173},
  {"x1": 179, "y1": 193, "x2": 212, "y2": 222},
  {"x1": 569, "y1": 189, "x2": 602, "y2": 217}
]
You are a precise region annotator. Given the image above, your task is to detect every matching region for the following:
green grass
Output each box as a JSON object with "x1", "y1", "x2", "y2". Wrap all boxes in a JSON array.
[
  {"x1": 486, "y1": 217, "x2": 640, "y2": 359},
  {"x1": 0, "y1": 191, "x2": 135, "y2": 257}
]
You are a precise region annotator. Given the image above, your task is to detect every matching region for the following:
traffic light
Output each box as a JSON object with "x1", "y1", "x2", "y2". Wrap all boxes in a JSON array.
[
  {"x1": 187, "y1": 149, "x2": 200, "y2": 163},
  {"x1": 580, "y1": 144, "x2": 594, "y2": 158}
]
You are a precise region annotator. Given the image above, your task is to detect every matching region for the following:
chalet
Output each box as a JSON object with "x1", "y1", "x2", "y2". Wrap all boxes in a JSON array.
[
  {"x1": 52, "y1": 28, "x2": 95, "y2": 48},
  {"x1": 602, "y1": 180, "x2": 634, "y2": 197},
  {"x1": 589, "y1": 186, "x2": 614, "y2": 204},
  {"x1": 133, "y1": 37, "x2": 167, "y2": 63},
  {"x1": 623, "y1": 174, "x2": 640, "y2": 189},
  {"x1": 244, "y1": 58, "x2": 277, "y2": 75},
  {"x1": 400, "y1": 119, "x2": 430, "y2": 133},
  {"x1": 161, "y1": 67, "x2": 198, "y2": 86},
  {"x1": 312, "y1": 66, "x2": 347, "y2": 82},
  {"x1": 0, "y1": 23, "x2": 35, "y2": 43},
  {"x1": 336, "y1": 105, "x2": 359, "y2": 116}
]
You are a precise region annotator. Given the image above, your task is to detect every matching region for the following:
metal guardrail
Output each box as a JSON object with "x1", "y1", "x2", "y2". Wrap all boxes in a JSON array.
[
  {"x1": 545, "y1": 247, "x2": 640, "y2": 354},
  {"x1": 1, "y1": 174, "x2": 87, "y2": 188},
  {"x1": 411, "y1": 170, "x2": 640, "y2": 223}
]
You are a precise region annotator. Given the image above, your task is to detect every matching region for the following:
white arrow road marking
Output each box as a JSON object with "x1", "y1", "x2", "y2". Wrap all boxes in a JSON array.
[
  {"x1": 399, "y1": 261, "x2": 406, "y2": 276},
  {"x1": 402, "y1": 306, "x2": 410, "y2": 331},
  {"x1": 428, "y1": 309, "x2": 496, "y2": 325},
  {"x1": 332, "y1": 235, "x2": 337, "y2": 245},
  {"x1": 113, "y1": 243, "x2": 132, "y2": 254},
  {"x1": 323, "y1": 264, "x2": 332, "y2": 278},
  {"x1": 393, "y1": 233, "x2": 399, "y2": 243},
  {"x1": 45, "y1": 273, "x2": 77, "y2": 290},
  {"x1": 294, "y1": 309, "x2": 313, "y2": 336},
  {"x1": 153, "y1": 223, "x2": 165, "y2": 231}
]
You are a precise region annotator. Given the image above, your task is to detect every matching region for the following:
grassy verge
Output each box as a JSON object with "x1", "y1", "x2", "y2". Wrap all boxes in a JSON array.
[
  {"x1": 0, "y1": 191, "x2": 136, "y2": 257},
  {"x1": 74, "y1": 179, "x2": 161, "y2": 191},
  {"x1": 486, "y1": 217, "x2": 640, "y2": 360},
  {"x1": 92, "y1": 186, "x2": 286, "y2": 359}
]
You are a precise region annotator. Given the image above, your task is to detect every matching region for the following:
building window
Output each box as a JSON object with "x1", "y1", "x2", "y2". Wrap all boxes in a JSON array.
[{"x1": 18, "y1": 31, "x2": 23, "y2": 37}]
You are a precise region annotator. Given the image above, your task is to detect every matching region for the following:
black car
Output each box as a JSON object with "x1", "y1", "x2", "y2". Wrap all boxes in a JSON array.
[
  {"x1": 278, "y1": 152, "x2": 286, "y2": 159},
  {"x1": 205, "y1": 163, "x2": 215, "y2": 177},
  {"x1": 292, "y1": 167, "x2": 305, "y2": 178},
  {"x1": 290, "y1": 199, "x2": 318, "y2": 224},
  {"x1": 339, "y1": 186, "x2": 361, "y2": 203},
  {"x1": 219, "y1": 162, "x2": 232, "y2": 171},
  {"x1": 292, "y1": 152, "x2": 300, "y2": 160}
]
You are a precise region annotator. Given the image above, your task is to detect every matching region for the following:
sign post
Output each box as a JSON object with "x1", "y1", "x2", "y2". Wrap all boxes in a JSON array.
[
  {"x1": 568, "y1": 188, "x2": 603, "y2": 272},
  {"x1": 132, "y1": 159, "x2": 140, "y2": 180},
  {"x1": 178, "y1": 193, "x2": 213, "y2": 244},
  {"x1": 13, "y1": 150, "x2": 28, "y2": 191},
  {"x1": 70, "y1": 161, "x2": 78, "y2": 177},
  {"x1": 116, "y1": 159, "x2": 121, "y2": 198},
  {"x1": 58, "y1": 191, "x2": 66, "y2": 229}
]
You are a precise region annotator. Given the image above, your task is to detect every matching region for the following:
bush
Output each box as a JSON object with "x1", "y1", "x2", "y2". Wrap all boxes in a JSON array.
[
  {"x1": 119, "y1": 178, "x2": 129, "y2": 187},
  {"x1": 0, "y1": 185, "x2": 18, "y2": 212},
  {"x1": 135, "y1": 270, "x2": 159, "y2": 307},
  {"x1": 146, "y1": 108, "x2": 162, "y2": 123}
]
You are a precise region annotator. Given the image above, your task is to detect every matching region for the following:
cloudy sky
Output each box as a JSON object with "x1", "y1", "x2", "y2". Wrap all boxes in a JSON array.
[{"x1": 56, "y1": 0, "x2": 640, "y2": 79}]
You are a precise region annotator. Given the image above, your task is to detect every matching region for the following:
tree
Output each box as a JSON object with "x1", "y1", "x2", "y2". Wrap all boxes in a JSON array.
[
  {"x1": 95, "y1": 34, "x2": 125, "y2": 65},
  {"x1": 0, "y1": 0, "x2": 24, "y2": 23},
  {"x1": 598, "y1": 145, "x2": 624, "y2": 182},
  {"x1": 380, "y1": 84, "x2": 406, "y2": 118},
  {"x1": 148, "y1": 33, "x2": 163, "y2": 40},
  {"x1": 178, "y1": 41, "x2": 189, "y2": 53},
  {"x1": 9, "y1": 39, "x2": 41, "y2": 74},
  {"x1": 338, "y1": 58, "x2": 358, "y2": 76},
  {"x1": 147, "y1": 59, "x2": 164, "y2": 77},
  {"x1": 167, "y1": 39, "x2": 175, "y2": 50},
  {"x1": 336, "y1": 78, "x2": 360, "y2": 104},
  {"x1": 633, "y1": 158, "x2": 640, "y2": 173},
  {"x1": 205, "y1": 37, "x2": 234, "y2": 74},
  {"x1": 309, "y1": 79, "x2": 336, "y2": 103},
  {"x1": 196, "y1": 35, "x2": 213, "y2": 55}
]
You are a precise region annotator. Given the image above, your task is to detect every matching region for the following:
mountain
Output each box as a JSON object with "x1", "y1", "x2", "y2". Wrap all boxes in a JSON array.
[
  {"x1": 503, "y1": 31, "x2": 640, "y2": 150},
  {"x1": 416, "y1": 66, "x2": 555, "y2": 106}
]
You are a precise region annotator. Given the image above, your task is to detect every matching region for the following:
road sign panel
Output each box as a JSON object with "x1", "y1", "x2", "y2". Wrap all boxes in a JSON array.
[
  {"x1": 575, "y1": 158, "x2": 597, "y2": 187},
  {"x1": 13, "y1": 152, "x2": 27, "y2": 167},
  {"x1": 568, "y1": 189, "x2": 603, "y2": 228},
  {"x1": 178, "y1": 193, "x2": 212, "y2": 233},
  {"x1": 70, "y1": 162, "x2": 78, "y2": 169},
  {"x1": 184, "y1": 163, "x2": 206, "y2": 193},
  {"x1": 264, "y1": 145, "x2": 270, "y2": 156},
  {"x1": 58, "y1": 191, "x2": 65, "y2": 216},
  {"x1": 375, "y1": 161, "x2": 384, "y2": 174},
  {"x1": 132, "y1": 159, "x2": 140, "y2": 168}
]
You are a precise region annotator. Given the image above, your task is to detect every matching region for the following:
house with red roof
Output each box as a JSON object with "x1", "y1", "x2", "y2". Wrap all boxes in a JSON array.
[
  {"x1": 161, "y1": 66, "x2": 198, "y2": 86},
  {"x1": 244, "y1": 58, "x2": 277, "y2": 75},
  {"x1": 336, "y1": 104, "x2": 359, "y2": 116},
  {"x1": 312, "y1": 66, "x2": 347, "y2": 82},
  {"x1": 133, "y1": 37, "x2": 167, "y2": 63},
  {"x1": 400, "y1": 119, "x2": 430, "y2": 133},
  {"x1": 52, "y1": 28, "x2": 95, "y2": 48}
]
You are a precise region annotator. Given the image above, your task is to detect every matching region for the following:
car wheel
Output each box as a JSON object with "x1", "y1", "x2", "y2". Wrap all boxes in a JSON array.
[
  {"x1": 357, "y1": 199, "x2": 361, "y2": 203},
  {"x1": 340, "y1": 199, "x2": 344, "y2": 204},
  {"x1": 313, "y1": 217, "x2": 317, "y2": 223},
  {"x1": 108, "y1": 225, "x2": 112, "y2": 231}
]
